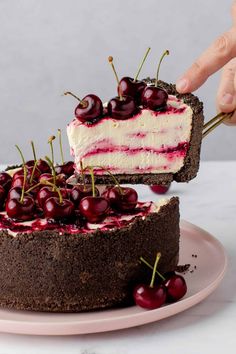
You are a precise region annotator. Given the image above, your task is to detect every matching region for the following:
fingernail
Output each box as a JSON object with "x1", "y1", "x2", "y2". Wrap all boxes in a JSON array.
[
  {"x1": 220, "y1": 93, "x2": 234, "y2": 105},
  {"x1": 176, "y1": 78, "x2": 188, "y2": 92}
]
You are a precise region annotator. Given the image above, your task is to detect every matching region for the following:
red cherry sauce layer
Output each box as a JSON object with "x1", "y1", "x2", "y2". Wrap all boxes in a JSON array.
[{"x1": 0, "y1": 201, "x2": 155, "y2": 236}]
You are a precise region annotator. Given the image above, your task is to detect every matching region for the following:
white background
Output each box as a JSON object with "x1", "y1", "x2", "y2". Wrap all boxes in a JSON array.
[{"x1": 0, "y1": 0, "x2": 235, "y2": 164}]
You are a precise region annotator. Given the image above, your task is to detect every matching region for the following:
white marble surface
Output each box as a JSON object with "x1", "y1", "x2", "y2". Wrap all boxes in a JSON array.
[{"x1": 0, "y1": 161, "x2": 236, "y2": 354}]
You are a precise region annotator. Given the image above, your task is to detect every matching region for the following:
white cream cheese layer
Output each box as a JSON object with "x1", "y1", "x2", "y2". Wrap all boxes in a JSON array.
[{"x1": 67, "y1": 95, "x2": 193, "y2": 175}]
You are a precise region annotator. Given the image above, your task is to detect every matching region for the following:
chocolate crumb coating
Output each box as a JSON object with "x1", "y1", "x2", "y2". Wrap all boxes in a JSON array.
[
  {"x1": 0, "y1": 197, "x2": 179, "y2": 312},
  {"x1": 75, "y1": 80, "x2": 204, "y2": 185}
]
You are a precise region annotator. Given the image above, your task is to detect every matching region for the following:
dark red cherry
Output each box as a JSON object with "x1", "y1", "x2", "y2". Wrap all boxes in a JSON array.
[
  {"x1": 107, "y1": 95, "x2": 136, "y2": 120},
  {"x1": 133, "y1": 284, "x2": 166, "y2": 309},
  {"x1": 39, "y1": 173, "x2": 53, "y2": 184},
  {"x1": 150, "y1": 184, "x2": 170, "y2": 194},
  {"x1": 70, "y1": 184, "x2": 99, "y2": 207},
  {"x1": 0, "y1": 172, "x2": 12, "y2": 192},
  {"x1": 0, "y1": 185, "x2": 6, "y2": 210},
  {"x1": 75, "y1": 94, "x2": 103, "y2": 123},
  {"x1": 107, "y1": 186, "x2": 138, "y2": 211},
  {"x1": 25, "y1": 159, "x2": 51, "y2": 174},
  {"x1": 141, "y1": 86, "x2": 168, "y2": 110},
  {"x1": 119, "y1": 77, "x2": 146, "y2": 104},
  {"x1": 12, "y1": 166, "x2": 41, "y2": 181},
  {"x1": 37, "y1": 186, "x2": 58, "y2": 208},
  {"x1": 164, "y1": 274, "x2": 187, "y2": 302},
  {"x1": 55, "y1": 173, "x2": 67, "y2": 187},
  {"x1": 55, "y1": 161, "x2": 74, "y2": 177},
  {"x1": 6, "y1": 196, "x2": 35, "y2": 221},
  {"x1": 7, "y1": 187, "x2": 23, "y2": 201},
  {"x1": 11, "y1": 175, "x2": 30, "y2": 190},
  {"x1": 43, "y1": 197, "x2": 75, "y2": 219},
  {"x1": 79, "y1": 196, "x2": 110, "y2": 223}
]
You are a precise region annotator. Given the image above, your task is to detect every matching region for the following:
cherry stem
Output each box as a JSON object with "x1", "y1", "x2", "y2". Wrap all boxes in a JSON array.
[
  {"x1": 48, "y1": 136, "x2": 55, "y2": 166},
  {"x1": 97, "y1": 165, "x2": 123, "y2": 195},
  {"x1": 26, "y1": 182, "x2": 41, "y2": 194},
  {"x1": 29, "y1": 160, "x2": 38, "y2": 185},
  {"x1": 43, "y1": 180, "x2": 63, "y2": 204},
  {"x1": 89, "y1": 167, "x2": 96, "y2": 197},
  {"x1": 108, "y1": 56, "x2": 123, "y2": 101},
  {"x1": 80, "y1": 160, "x2": 86, "y2": 191},
  {"x1": 64, "y1": 91, "x2": 87, "y2": 107},
  {"x1": 133, "y1": 47, "x2": 151, "y2": 82},
  {"x1": 150, "y1": 252, "x2": 162, "y2": 288},
  {"x1": 45, "y1": 156, "x2": 57, "y2": 190},
  {"x1": 155, "y1": 50, "x2": 169, "y2": 87},
  {"x1": 140, "y1": 256, "x2": 165, "y2": 281},
  {"x1": 58, "y1": 129, "x2": 65, "y2": 165},
  {"x1": 30, "y1": 141, "x2": 37, "y2": 162},
  {"x1": 15, "y1": 145, "x2": 27, "y2": 203}
]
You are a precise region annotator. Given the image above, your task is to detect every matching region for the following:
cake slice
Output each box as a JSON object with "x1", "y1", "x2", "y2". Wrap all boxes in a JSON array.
[{"x1": 67, "y1": 80, "x2": 204, "y2": 185}]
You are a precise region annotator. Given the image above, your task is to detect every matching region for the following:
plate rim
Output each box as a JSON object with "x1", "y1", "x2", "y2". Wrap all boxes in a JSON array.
[{"x1": 0, "y1": 220, "x2": 228, "y2": 335}]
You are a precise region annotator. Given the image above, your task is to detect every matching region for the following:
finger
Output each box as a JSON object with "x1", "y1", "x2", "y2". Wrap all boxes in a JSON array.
[
  {"x1": 216, "y1": 58, "x2": 236, "y2": 125},
  {"x1": 176, "y1": 29, "x2": 236, "y2": 93},
  {"x1": 231, "y1": 1, "x2": 236, "y2": 27}
]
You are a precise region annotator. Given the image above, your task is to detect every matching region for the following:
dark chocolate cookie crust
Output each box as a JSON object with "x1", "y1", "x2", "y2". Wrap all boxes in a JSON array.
[
  {"x1": 76, "y1": 80, "x2": 204, "y2": 185},
  {"x1": 0, "y1": 197, "x2": 180, "y2": 312}
]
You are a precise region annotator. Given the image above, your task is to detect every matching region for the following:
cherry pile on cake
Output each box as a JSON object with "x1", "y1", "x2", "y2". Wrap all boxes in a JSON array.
[{"x1": 0, "y1": 49, "x2": 202, "y2": 313}]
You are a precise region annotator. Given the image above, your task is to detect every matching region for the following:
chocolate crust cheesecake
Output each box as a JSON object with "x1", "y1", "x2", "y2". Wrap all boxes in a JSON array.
[
  {"x1": 0, "y1": 197, "x2": 179, "y2": 312},
  {"x1": 68, "y1": 80, "x2": 204, "y2": 186}
]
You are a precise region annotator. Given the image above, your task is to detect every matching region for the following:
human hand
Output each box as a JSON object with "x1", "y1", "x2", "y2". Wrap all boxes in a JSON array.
[{"x1": 176, "y1": 1, "x2": 236, "y2": 125}]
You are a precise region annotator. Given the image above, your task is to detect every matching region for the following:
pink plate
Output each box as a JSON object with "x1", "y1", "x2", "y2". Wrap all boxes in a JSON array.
[{"x1": 0, "y1": 220, "x2": 227, "y2": 336}]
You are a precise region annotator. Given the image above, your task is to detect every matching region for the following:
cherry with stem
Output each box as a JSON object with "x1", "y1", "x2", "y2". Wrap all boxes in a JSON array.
[
  {"x1": 108, "y1": 56, "x2": 136, "y2": 119},
  {"x1": 141, "y1": 50, "x2": 169, "y2": 110}
]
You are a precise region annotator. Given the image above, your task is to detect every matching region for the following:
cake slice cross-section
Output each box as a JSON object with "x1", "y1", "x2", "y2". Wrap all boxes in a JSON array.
[{"x1": 67, "y1": 80, "x2": 204, "y2": 185}]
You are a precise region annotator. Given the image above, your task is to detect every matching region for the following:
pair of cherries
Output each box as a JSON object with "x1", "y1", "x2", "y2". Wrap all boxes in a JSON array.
[
  {"x1": 66, "y1": 49, "x2": 169, "y2": 123},
  {"x1": 133, "y1": 253, "x2": 187, "y2": 309}
]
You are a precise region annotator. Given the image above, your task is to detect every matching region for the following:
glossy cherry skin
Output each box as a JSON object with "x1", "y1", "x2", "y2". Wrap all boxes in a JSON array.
[
  {"x1": 11, "y1": 175, "x2": 30, "y2": 190},
  {"x1": 43, "y1": 197, "x2": 75, "y2": 220},
  {"x1": 37, "y1": 186, "x2": 58, "y2": 208},
  {"x1": 118, "y1": 77, "x2": 146, "y2": 103},
  {"x1": 164, "y1": 274, "x2": 187, "y2": 302},
  {"x1": 7, "y1": 186, "x2": 23, "y2": 201},
  {"x1": 55, "y1": 161, "x2": 74, "y2": 177},
  {"x1": 0, "y1": 185, "x2": 6, "y2": 210},
  {"x1": 12, "y1": 166, "x2": 41, "y2": 182},
  {"x1": 25, "y1": 159, "x2": 51, "y2": 174},
  {"x1": 0, "y1": 172, "x2": 12, "y2": 192},
  {"x1": 150, "y1": 184, "x2": 170, "y2": 194},
  {"x1": 75, "y1": 94, "x2": 103, "y2": 123},
  {"x1": 106, "y1": 186, "x2": 138, "y2": 211},
  {"x1": 107, "y1": 95, "x2": 136, "y2": 120},
  {"x1": 79, "y1": 196, "x2": 110, "y2": 223},
  {"x1": 39, "y1": 173, "x2": 53, "y2": 184},
  {"x1": 133, "y1": 284, "x2": 167, "y2": 309},
  {"x1": 70, "y1": 185, "x2": 99, "y2": 207},
  {"x1": 6, "y1": 196, "x2": 35, "y2": 221},
  {"x1": 141, "y1": 86, "x2": 168, "y2": 110}
]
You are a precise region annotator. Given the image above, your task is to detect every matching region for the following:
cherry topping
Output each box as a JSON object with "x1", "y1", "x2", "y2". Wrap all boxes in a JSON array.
[
  {"x1": 79, "y1": 196, "x2": 110, "y2": 223},
  {"x1": 141, "y1": 50, "x2": 169, "y2": 111},
  {"x1": 43, "y1": 197, "x2": 75, "y2": 220},
  {"x1": 7, "y1": 187, "x2": 23, "y2": 201},
  {"x1": 164, "y1": 274, "x2": 187, "y2": 302},
  {"x1": 0, "y1": 172, "x2": 12, "y2": 192},
  {"x1": 150, "y1": 184, "x2": 170, "y2": 194},
  {"x1": 133, "y1": 252, "x2": 167, "y2": 309},
  {"x1": 64, "y1": 92, "x2": 103, "y2": 123},
  {"x1": 141, "y1": 86, "x2": 168, "y2": 110},
  {"x1": 70, "y1": 184, "x2": 99, "y2": 207},
  {"x1": 37, "y1": 186, "x2": 58, "y2": 208},
  {"x1": 55, "y1": 161, "x2": 74, "y2": 177},
  {"x1": 25, "y1": 159, "x2": 51, "y2": 174},
  {"x1": 119, "y1": 77, "x2": 146, "y2": 104},
  {"x1": 107, "y1": 95, "x2": 136, "y2": 120},
  {"x1": 0, "y1": 185, "x2": 6, "y2": 210},
  {"x1": 6, "y1": 196, "x2": 35, "y2": 221},
  {"x1": 106, "y1": 186, "x2": 138, "y2": 211}
]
